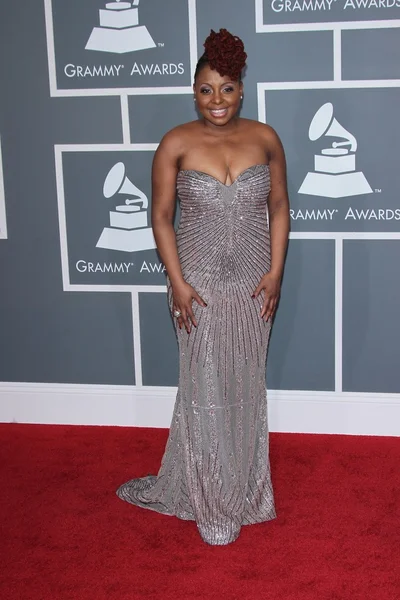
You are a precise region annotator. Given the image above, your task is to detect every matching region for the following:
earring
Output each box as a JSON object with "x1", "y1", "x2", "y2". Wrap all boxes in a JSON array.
[
  {"x1": 240, "y1": 95, "x2": 243, "y2": 100},
  {"x1": 193, "y1": 97, "x2": 196, "y2": 102}
]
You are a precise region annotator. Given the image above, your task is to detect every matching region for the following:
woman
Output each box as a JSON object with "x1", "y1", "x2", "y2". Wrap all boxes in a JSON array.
[{"x1": 117, "y1": 29, "x2": 290, "y2": 545}]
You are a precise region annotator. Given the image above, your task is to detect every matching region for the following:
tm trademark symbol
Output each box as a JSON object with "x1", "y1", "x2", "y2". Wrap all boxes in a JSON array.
[
  {"x1": 375, "y1": 188, "x2": 382, "y2": 193},
  {"x1": 158, "y1": 42, "x2": 165, "y2": 48}
]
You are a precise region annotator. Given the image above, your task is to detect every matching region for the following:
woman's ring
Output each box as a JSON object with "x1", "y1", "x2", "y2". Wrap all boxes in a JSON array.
[{"x1": 173, "y1": 309, "x2": 182, "y2": 318}]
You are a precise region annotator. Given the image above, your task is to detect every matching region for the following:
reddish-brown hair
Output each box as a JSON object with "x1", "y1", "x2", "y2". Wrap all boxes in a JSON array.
[{"x1": 194, "y1": 29, "x2": 247, "y2": 81}]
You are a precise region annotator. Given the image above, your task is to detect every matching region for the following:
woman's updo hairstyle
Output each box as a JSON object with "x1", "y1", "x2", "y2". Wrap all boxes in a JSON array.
[{"x1": 194, "y1": 28, "x2": 247, "y2": 82}]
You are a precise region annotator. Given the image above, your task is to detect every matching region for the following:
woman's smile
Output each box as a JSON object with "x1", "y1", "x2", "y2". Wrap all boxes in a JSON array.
[{"x1": 209, "y1": 108, "x2": 229, "y2": 118}]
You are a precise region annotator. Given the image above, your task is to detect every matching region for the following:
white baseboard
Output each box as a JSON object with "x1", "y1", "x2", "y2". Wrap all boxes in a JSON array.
[{"x1": 0, "y1": 382, "x2": 399, "y2": 436}]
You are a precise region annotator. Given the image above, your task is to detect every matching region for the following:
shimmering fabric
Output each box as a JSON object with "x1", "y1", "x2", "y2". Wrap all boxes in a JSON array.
[{"x1": 117, "y1": 164, "x2": 276, "y2": 545}]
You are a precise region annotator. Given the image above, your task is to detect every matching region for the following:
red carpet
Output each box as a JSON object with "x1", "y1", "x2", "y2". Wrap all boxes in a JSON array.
[{"x1": 0, "y1": 424, "x2": 399, "y2": 600}]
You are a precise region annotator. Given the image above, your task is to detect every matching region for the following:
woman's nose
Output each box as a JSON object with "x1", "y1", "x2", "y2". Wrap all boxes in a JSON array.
[{"x1": 213, "y1": 93, "x2": 223, "y2": 104}]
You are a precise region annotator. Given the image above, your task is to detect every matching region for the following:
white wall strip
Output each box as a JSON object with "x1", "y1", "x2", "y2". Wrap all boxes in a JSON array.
[
  {"x1": 0, "y1": 135, "x2": 7, "y2": 240},
  {"x1": 1, "y1": 383, "x2": 400, "y2": 436},
  {"x1": 131, "y1": 291, "x2": 143, "y2": 387},
  {"x1": 335, "y1": 238, "x2": 343, "y2": 392},
  {"x1": 333, "y1": 28, "x2": 342, "y2": 83},
  {"x1": 120, "y1": 94, "x2": 131, "y2": 146}
]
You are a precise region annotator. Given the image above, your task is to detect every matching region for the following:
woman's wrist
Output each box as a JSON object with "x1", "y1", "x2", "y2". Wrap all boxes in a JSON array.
[
  {"x1": 268, "y1": 268, "x2": 282, "y2": 280},
  {"x1": 170, "y1": 275, "x2": 186, "y2": 288}
]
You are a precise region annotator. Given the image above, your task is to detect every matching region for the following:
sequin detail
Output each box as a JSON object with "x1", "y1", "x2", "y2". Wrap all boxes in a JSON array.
[{"x1": 116, "y1": 164, "x2": 276, "y2": 545}]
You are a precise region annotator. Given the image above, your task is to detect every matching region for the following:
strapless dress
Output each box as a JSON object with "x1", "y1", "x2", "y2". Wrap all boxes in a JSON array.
[{"x1": 117, "y1": 164, "x2": 276, "y2": 545}]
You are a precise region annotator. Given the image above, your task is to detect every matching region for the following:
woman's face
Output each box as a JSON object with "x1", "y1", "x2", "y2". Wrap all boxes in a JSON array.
[{"x1": 193, "y1": 64, "x2": 243, "y2": 128}]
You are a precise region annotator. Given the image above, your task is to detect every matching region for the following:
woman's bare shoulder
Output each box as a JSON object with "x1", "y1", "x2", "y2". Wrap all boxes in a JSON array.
[
  {"x1": 161, "y1": 121, "x2": 200, "y2": 143},
  {"x1": 240, "y1": 118, "x2": 281, "y2": 140},
  {"x1": 158, "y1": 121, "x2": 201, "y2": 156}
]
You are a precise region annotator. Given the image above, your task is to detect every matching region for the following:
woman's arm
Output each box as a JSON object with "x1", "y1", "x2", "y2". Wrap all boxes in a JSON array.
[
  {"x1": 151, "y1": 130, "x2": 207, "y2": 332},
  {"x1": 266, "y1": 127, "x2": 290, "y2": 281},
  {"x1": 252, "y1": 126, "x2": 290, "y2": 321},
  {"x1": 151, "y1": 131, "x2": 184, "y2": 287}
]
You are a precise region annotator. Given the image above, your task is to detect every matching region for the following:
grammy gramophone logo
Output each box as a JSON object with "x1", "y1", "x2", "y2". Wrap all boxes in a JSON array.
[
  {"x1": 86, "y1": 0, "x2": 156, "y2": 54},
  {"x1": 96, "y1": 162, "x2": 156, "y2": 252},
  {"x1": 299, "y1": 102, "x2": 373, "y2": 199}
]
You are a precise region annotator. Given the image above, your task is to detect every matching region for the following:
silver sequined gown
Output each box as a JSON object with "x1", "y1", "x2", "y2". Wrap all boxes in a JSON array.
[{"x1": 117, "y1": 164, "x2": 276, "y2": 545}]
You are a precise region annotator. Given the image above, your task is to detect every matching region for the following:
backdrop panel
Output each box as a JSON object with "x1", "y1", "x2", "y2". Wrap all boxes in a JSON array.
[
  {"x1": 261, "y1": 88, "x2": 400, "y2": 233},
  {"x1": 140, "y1": 292, "x2": 179, "y2": 387},
  {"x1": 0, "y1": 0, "x2": 399, "y2": 434},
  {"x1": 128, "y1": 96, "x2": 197, "y2": 143},
  {"x1": 342, "y1": 28, "x2": 400, "y2": 81},
  {"x1": 343, "y1": 240, "x2": 400, "y2": 394},
  {"x1": 267, "y1": 240, "x2": 335, "y2": 391}
]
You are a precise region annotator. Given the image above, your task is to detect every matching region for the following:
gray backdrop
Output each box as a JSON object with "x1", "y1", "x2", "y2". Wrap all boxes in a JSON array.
[{"x1": 0, "y1": 1, "x2": 399, "y2": 403}]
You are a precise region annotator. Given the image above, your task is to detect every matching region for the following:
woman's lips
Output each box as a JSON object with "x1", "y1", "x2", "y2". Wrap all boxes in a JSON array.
[{"x1": 209, "y1": 108, "x2": 228, "y2": 118}]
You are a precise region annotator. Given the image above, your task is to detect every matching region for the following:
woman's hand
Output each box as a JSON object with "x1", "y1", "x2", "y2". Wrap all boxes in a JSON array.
[
  {"x1": 172, "y1": 280, "x2": 207, "y2": 333},
  {"x1": 252, "y1": 272, "x2": 281, "y2": 321}
]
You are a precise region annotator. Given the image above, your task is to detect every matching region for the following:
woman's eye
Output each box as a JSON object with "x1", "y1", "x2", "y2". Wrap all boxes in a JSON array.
[
  {"x1": 200, "y1": 88, "x2": 211, "y2": 94},
  {"x1": 223, "y1": 86, "x2": 235, "y2": 93}
]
